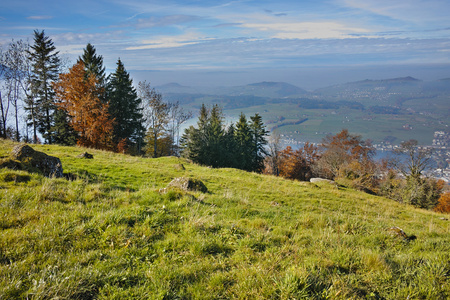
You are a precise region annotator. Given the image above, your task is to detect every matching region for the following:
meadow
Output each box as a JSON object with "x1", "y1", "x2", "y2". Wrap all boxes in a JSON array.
[{"x1": 0, "y1": 139, "x2": 449, "y2": 299}]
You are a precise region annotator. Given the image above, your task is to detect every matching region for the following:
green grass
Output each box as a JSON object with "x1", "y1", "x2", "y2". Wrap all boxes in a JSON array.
[{"x1": 1, "y1": 139, "x2": 449, "y2": 299}]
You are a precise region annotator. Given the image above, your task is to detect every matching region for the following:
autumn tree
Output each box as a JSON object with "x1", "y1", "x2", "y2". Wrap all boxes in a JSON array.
[
  {"x1": 315, "y1": 129, "x2": 375, "y2": 179},
  {"x1": 27, "y1": 30, "x2": 60, "y2": 144},
  {"x1": 277, "y1": 143, "x2": 320, "y2": 181},
  {"x1": 53, "y1": 61, "x2": 113, "y2": 150},
  {"x1": 434, "y1": 192, "x2": 450, "y2": 214}
]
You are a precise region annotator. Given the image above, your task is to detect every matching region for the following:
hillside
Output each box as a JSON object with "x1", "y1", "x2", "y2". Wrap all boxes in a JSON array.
[
  {"x1": 157, "y1": 77, "x2": 449, "y2": 145},
  {"x1": 1, "y1": 139, "x2": 449, "y2": 299}
]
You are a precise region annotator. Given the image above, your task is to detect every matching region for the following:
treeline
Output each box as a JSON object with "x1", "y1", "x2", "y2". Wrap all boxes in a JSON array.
[
  {"x1": 180, "y1": 106, "x2": 448, "y2": 212},
  {"x1": 0, "y1": 31, "x2": 190, "y2": 156},
  {"x1": 181, "y1": 104, "x2": 268, "y2": 172},
  {"x1": 264, "y1": 130, "x2": 449, "y2": 212}
]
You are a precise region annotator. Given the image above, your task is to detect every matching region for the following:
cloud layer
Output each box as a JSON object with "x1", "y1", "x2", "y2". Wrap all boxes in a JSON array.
[{"x1": 1, "y1": 0, "x2": 449, "y2": 82}]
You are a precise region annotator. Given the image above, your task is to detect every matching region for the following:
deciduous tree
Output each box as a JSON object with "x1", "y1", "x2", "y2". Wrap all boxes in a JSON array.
[
  {"x1": 139, "y1": 81, "x2": 170, "y2": 157},
  {"x1": 53, "y1": 61, "x2": 113, "y2": 149}
]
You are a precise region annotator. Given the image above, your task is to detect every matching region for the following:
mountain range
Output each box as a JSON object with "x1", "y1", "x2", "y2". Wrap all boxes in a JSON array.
[{"x1": 157, "y1": 77, "x2": 449, "y2": 145}]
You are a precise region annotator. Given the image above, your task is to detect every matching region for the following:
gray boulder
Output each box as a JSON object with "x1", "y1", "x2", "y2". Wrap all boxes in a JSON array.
[
  {"x1": 11, "y1": 144, "x2": 64, "y2": 178},
  {"x1": 310, "y1": 178, "x2": 335, "y2": 185},
  {"x1": 167, "y1": 177, "x2": 208, "y2": 193}
]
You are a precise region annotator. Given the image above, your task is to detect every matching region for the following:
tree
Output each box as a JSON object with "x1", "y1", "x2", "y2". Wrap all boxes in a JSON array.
[
  {"x1": 434, "y1": 192, "x2": 450, "y2": 214},
  {"x1": 53, "y1": 61, "x2": 113, "y2": 150},
  {"x1": 234, "y1": 113, "x2": 253, "y2": 171},
  {"x1": 249, "y1": 113, "x2": 269, "y2": 172},
  {"x1": 168, "y1": 101, "x2": 192, "y2": 156},
  {"x1": 139, "y1": 81, "x2": 170, "y2": 158},
  {"x1": 395, "y1": 139, "x2": 432, "y2": 179},
  {"x1": 107, "y1": 59, "x2": 144, "y2": 150},
  {"x1": 316, "y1": 129, "x2": 374, "y2": 179},
  {"x1": 0, "y1": 47, "x2": 10, "y2": 139},
  {"x1": 394, "y1": 140, "x2": 441, "y2": 208},
  {"x1": 27, "y1": 30, "x2": 60, "y2": 144},
  {"x1": 79, "y1": 43, "x2": 106, "y2": 89},
  {"x1": 2, "y1": 39, "x2": 30, "y2": 141},
  {"x1": 277, "y1": 143, "x2": 320, "y2": 181},
  {"x1": 264, "y1": 132, "x2": 282, "y2": 176},
  {"x1": 181, "y1": 106, "x2": 268, "y2": 172}
]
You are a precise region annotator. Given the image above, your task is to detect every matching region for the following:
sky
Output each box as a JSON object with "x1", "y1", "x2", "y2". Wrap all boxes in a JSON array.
[{"x1": 1, "y1": 0, "x2": 450, "y2": 89}]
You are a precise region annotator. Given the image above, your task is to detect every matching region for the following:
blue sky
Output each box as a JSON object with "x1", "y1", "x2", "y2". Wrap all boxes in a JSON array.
[{"x1": 1, "y1": 0, "x2": 450, "y2": 88}]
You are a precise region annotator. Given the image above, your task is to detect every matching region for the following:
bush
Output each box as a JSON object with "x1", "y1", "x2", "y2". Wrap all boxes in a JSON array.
[{"x1": 434, "y1": 192, "x2": 450, "y2": 213}]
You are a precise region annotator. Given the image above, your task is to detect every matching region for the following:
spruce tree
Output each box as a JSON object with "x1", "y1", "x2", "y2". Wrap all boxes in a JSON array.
[
  {"x1": 107, "y1": 59, "x2": 144, "y2": 150},
  {"x1": 249, "y1": 113, "x2": 269, "y2": 172},
  {"x1": 27, "y1": 30, "x2": 60, "y2": 144},
  {"x1": 234, "y1": 113, "x2": 253, "y2": 171},
  {"x1": 50, "y1": 109, "x2": 78, "y2": 145},
  {"x1": 79, "y1": 43, "x2": 106, "y2": 87}
]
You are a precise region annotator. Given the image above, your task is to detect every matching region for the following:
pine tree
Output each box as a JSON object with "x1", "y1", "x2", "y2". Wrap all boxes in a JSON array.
[
  {"x1": 50, "y1": 109, "x2": 78, "y2": 145},
  {"x1": 249, "y1": 113, "x2": 269, "y2": 172},
  {"x1": 234, "y1": 113, "x2": 253, "y2": 171},
  {"x1": 27, "y1": 30, "x2": 60, "y2": 144},
  {"x1": 107, "y1": 59, "x2": 144, "y2": 150},
  {"x1": 79, "y1": 43, "x2": 106, "y2": 87}
]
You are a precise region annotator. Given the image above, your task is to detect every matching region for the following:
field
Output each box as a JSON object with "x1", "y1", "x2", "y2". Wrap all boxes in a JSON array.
[{"x1": 1, "y1": 139, "x2": 449, "y2": 299}]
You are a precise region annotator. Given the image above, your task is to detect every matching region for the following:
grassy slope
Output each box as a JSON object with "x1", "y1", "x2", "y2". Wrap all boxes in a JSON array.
[{"x1": 0, "y1": 139, "x2": 449, "y2": 299}]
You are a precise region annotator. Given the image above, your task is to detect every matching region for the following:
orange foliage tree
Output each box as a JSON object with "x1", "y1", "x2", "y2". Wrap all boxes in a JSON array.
[
  {"x1": 278, "y1": 143, "x2": 320, "y2": 181},
  {"x1": 434, "y1": 192, "x2": 450, "y2": 214},
  {"x1": 53, "y1": 61, "x2": 114, "y2": 150}
]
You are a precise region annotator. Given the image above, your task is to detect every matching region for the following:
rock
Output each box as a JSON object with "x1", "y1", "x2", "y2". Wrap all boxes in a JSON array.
[
  {"x1": 77, "y1": 152, "x2": 93, "y2": 159},
  {"x1": 167, "y1": 177, "x2": 208, "y2": 193},
  {"x1": 175, "y1": 163, "x2": 185, "y2": 170},
  {"x1": 388, "y1": 226, "x2": 417, "y2": 242},
  {"x1": 0, "y1": 158, "x2": 22, "y2": 170},
  {"x1": 310, "y1": 178, "x2": 335, "y2": 185},
  {"x1": 11, "y1": 144, "x2": 63, "y2": 178}
]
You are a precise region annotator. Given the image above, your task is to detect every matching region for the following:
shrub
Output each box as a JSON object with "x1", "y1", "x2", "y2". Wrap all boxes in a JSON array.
[{"x1": 434, "y1": 192, "x2": 450, "y2": 213}]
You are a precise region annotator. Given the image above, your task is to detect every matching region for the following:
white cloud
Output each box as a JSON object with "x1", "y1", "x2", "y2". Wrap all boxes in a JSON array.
[
  {"x1": 126, "y1": 32, "x2": 215, "y2": 50},
  {"x1": 27, "y1": 15, "x2": 53, "y2": 20},
  {"x1": 242, "y1": 21, "x2": 370, "y2": 39}
]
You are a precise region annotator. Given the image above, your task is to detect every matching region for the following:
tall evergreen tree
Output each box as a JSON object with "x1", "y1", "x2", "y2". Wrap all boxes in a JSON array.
[
  {"x1": 234, "y1": 113, "x2": 253, "y2": 171},
  {"x1": 181, "y1": 106, "x2": 268, "y2": 172},
  {"x1": 50, "y1": 109, "x2": 78, "y2": 145},
  {"x1": 249, "y1": 113, "x2": 269, "y2": 172},
  {"x1": 27, "y1": 30, "x2": 60, "y2": 144},
  {"x1": 107, "y1": 59, "x2": 144, "y2": 150},
  {"x1": 79, "y1": 43, "x2": 106, "y2": 87}
]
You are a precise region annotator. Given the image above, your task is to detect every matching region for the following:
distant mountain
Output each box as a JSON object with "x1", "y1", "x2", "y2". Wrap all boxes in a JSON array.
[
  {"x1": 156, "y1": 81, "x2": 308, "y2": 98},
  {"x1": 244, "y1": 82, "x2": 308, "y2": 97}
]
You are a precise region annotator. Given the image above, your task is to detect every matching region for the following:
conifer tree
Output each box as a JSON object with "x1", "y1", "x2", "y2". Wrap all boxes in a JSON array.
[
  {"x1": 249, "y1": 113, "x2": 269, "y2": 172},
  {"x1": 79, "y1": 43, "x2": 106, "y2": 87},
  {"x1": 27, "y1": 30, "x2": 60, "y2": 144},
  {"x1": 234, "y1": 113, "x2": 253, "y2": 171},
  {"x1": 107, "y1": 59, "x2": 144, "y2": 150}
]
